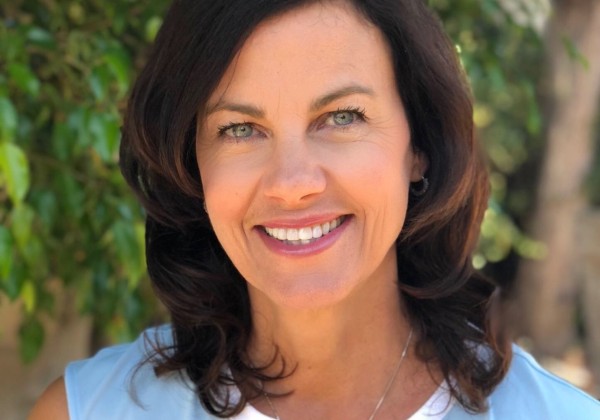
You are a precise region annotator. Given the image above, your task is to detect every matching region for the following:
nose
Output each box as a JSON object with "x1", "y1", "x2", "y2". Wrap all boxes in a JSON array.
[{"x1": 262, "y1": 137, "x2": 326, "y2": 207}]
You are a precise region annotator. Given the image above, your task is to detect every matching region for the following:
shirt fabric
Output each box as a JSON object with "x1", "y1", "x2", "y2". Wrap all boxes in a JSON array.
[{"x1": 65, "y1": 325, "x2": 600, "y2": 419}]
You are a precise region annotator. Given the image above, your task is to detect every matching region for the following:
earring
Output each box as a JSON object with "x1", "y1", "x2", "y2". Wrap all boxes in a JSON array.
[
  {"x1": 410, "y1": 176, "x2": 429, "y2": 197},
  {"x1": 203, "y1": 201, "x2": 208, "y2": 213}
]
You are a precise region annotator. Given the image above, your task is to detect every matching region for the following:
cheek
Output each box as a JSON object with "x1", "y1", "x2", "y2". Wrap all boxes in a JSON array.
[
  {"x1": 337, "y1": 143, "x2": 412, "y2": 246},
  {"x1": 332, "y1": 143, "x2": 412, "y2": 201},
  {"x1": 199, "y1": 159, "x2": 257, "y2": 269},
  {"x1": 198, "y1": 149, "x2": 260, "y2": 213},
  {"x1": 197, "y1": 160, "x2": 252, "y2": 259}
]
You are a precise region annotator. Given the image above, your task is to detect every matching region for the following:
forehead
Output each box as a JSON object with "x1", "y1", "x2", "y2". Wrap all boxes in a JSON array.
[
  {"x1": 247, "y1": 1, "x2": 378, "y2": 50},
  {"x1": 208, "y1": 1, "x2": 395, "y2": 106}
]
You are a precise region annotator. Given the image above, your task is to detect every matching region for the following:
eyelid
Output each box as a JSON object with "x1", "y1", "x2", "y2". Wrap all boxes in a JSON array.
[
  {"x1": 321, "y1": 106, "x2": 368, "y2": 127},
  {"x1": 217, "y1": 121, "x2": 261, "y2": 139},
  {"x1": 217, "y1": 121, "x2": 248, "y2": 135}
]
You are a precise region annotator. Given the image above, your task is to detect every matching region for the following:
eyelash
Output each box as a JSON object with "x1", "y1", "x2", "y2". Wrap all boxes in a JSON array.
[
  {"x1": 335, "y1": 106, "x2": 366, "y2": 118},
  {"x1": 326, "y1": 106, "x2": 368, "y2": 126},
  {"x1": 216, "y1": 106, "x2": 368, "y2": 138},
  {"x1": 217, "y1": 121, "x2": 254, "y2": 137}
]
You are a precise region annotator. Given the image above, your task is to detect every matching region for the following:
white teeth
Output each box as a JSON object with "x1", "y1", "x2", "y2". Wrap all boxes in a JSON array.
[
  {"x1": 276, "y1": 228, "x2": 287, "y2": 240},
  {"x1": 298, "y1": 227, "x2": 312, "y2": 240},
  {"x1": 312, "y1": 225, "x2": 322, "y2": 239},
  {"x1": 263, "y1": 216, "x2": 345, "y2": 244},
  {"x1": 286, "y1": 229, "x2": 299, "y2": 241}
]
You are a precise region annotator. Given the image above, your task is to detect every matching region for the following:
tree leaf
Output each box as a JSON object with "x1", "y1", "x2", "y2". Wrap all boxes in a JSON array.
[
  {"x1": 67, "y1": 107, "x2": 92, "y2": 148},
  {"x1": 104, "y1": 47, "x2": 131, "y2": 97},
  {"x1": 561, "y1": 35, "x2": 590, "y2": 70},
  {"x1": 0, "y1": 96, "x2": 18, "y2": 143},
  {"x1": 523, "y1": 82, "x2": 542, "y2": 136},
  {"x1": 32, "y1": 190, "x2": 58, "y2": 232},
  {"x1": 21, "y1": 237, "x2": 45, "y2": 274},
  {"x1": 21, "y1": 281, "x2": 37, "y2": 314},
  {"x1": 89, "y1": 112, "x2": 120, "y2": 162},
  {"x1": 111, "y1": 220, "x2": 145, "y2": 289},
  {"x1": 0, "y1": 226, "x2": 14, "y2": 280},
  {"x1": 145, "y1": 16, "x2": 163, "y2": 42},
  {"x1": 56, "y1": 172, "x2": 85, "y2": 219},
  {"x1": 89, "y1": 65, "x2": 111, "y2": 101},
  {"x1": 8, "y1": 63, "x2": 41, "y2": 97},
  {"x1": 27, "y1": 27, "x2": 56, "y2": 49},
  {"x1": 11, "y1": 203, "x2": 35, "y2": 252},
  {"x1": 1, "y1": 31, "x2": 25, "y2": 63},
  {"x1": 19, "y1": 318, "x2": 45, "y2": 364},
  {"x1": 0, "y1": 142, "x2": 30, "y2": 203},
  {"x1": 51, "y1": 121, "x2": 75, "y2": 161},
  {"x1": 2, "y1": 266, "x2": 24, "y2": 300}
]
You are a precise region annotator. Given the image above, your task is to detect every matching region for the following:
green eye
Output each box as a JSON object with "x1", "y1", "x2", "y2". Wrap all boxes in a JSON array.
[
  {"x1": 332, "y1": 111, "x2": 355, "y2": 126},
  {"x1": 229, "y1": 124, "x2": 253, "y2": 137},
  {"x1": 325, "y1": 108, "x2": 366, "y2": 128},
  {"x1": 218, "y1": 122, "x2": 255, "y2": 138}
]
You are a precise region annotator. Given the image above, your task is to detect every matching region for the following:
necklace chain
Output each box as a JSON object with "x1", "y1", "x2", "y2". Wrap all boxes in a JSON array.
[{"x1": 261, "y1": 328, "x2": 414, "y2": 420}]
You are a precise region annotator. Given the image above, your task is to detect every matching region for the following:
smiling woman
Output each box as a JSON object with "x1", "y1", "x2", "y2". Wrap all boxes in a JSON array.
[
  {"x1": 197, "y1": 8, "x2": 423, "y2": 312},
  {"x1": 29, "y1": 0, "x2": 600, "y2": 419}
]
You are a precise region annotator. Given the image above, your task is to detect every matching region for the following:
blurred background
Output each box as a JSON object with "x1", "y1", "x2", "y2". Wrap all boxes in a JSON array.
[{"x1": 1, "y1": 0, "x2": 599, "y2": 418}]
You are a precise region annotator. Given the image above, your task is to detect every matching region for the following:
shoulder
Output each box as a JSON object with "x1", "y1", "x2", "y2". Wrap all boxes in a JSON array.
[
  {"x1": 492, "y1": 345, "x2": 599, "y2": 417},
  {"x1": 445, "y1": 345, "x2": 600, "y2": 419},
  {"x1": 29, "y1": 377, "x2": 69, "y2": 420},
  {"x1": 64, "y1": 324, "x2": 210, "y2": 420}
]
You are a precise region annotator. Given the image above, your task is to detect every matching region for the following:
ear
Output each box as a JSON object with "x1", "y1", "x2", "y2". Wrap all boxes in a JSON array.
[{"x1": 410, "y1": 148, "x2": 429, "y2": 182}]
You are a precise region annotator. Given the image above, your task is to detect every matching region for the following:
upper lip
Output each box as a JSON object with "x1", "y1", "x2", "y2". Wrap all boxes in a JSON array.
[{"x1": 257, "y1": 213, "x2": 348, "y2": 229}]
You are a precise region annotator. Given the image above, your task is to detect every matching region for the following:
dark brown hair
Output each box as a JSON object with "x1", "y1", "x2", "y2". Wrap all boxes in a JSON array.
[{"x1": 120, "y1": 0, "x2": 511, "y2": 416}]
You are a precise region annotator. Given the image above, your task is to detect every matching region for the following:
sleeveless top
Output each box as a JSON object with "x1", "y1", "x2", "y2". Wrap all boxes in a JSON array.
[{"x1": 65, "y1": 325, "x2": 600, "y2": 419}]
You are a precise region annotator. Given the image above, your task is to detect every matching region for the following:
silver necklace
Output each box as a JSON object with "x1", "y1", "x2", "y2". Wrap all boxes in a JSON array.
[{"x1": 261, "y1": 328, "x2": 414, "y2": 420}]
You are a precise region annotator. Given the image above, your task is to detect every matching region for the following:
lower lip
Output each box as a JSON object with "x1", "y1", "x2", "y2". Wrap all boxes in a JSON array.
[{"x1": 256, "y1": 217, "x2": 351, "y2": 257}]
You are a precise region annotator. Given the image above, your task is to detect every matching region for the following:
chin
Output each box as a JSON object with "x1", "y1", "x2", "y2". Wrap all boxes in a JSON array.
[{"x1": 249, "y1": 271, "x2": 363, "y2": 311}]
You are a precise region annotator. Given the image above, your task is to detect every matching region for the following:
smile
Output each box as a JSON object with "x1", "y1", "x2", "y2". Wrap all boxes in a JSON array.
[{"x1": 263, "y1": 216, "x2": 346, "y2": 245}]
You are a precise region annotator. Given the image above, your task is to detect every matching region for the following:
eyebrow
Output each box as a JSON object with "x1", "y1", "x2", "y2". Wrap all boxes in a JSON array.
[
  {"x1": 310, "y1": 84, "x2": 375, "y2": 112},
  {"x1": 205, "y1": 84, "x2": 375, "y2": 118},
  {"x1": 206, "y1": 102, "x2": 265, "y2": 118}
]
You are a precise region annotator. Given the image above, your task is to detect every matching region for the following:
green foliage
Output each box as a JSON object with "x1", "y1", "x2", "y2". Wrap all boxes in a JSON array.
[
  {"x1": 0, "y1": 0, "x2": 170, "y2": 361},
  {"x1": 19, "y1": 316, "x2": 44, "y2": 363},
  {"x1": 430, "y1": 0, "x2": 546, "y2": 269},
  {"x1": 561, "y1": 36, "x2": 590, "y2": 70},
  {"x1": 0, "y1": 142, "x2": 30, "y2": 202}
]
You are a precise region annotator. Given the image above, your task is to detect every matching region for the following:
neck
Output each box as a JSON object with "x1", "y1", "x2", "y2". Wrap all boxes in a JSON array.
[
  {"x1": 247, "y1": 253, "x2": 412, "y2": 402},
  {"x1": 243, "y1": 251, "x2": 442, "y2": 419}
]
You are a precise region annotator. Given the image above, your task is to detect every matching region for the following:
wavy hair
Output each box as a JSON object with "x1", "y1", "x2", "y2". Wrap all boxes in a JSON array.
[{"x1": 120, "y1": 0, "x2": 511, "y2": 416}]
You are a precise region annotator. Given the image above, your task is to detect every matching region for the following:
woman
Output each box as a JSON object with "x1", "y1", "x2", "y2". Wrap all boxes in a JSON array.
[{"x1": 31, "y1": 0, "x2": 599, "y2": 419}]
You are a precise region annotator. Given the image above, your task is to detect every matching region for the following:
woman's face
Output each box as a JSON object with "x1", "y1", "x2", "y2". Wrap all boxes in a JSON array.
[{"x1": 197, "y1": 1, "x2": 426, "y2": 310}]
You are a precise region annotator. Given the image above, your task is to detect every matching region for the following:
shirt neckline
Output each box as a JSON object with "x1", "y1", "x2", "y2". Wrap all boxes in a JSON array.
[{"x1": 233, "y1": 382, "x2": 454, "y2": 420}]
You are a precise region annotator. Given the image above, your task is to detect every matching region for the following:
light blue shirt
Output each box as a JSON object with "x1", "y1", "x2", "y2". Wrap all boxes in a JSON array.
[
  {"x1": 445, "y1": 348, "x2": 600, "y2": 419},
  {"x1": 65, "y1": 325, "x2": 600, "y2": 419}
]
